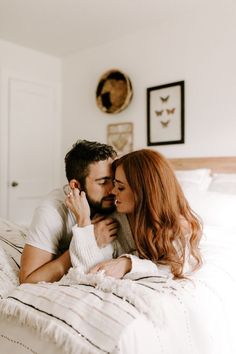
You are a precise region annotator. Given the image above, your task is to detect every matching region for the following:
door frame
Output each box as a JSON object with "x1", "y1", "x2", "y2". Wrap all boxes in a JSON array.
[{"x1": 0, "y1": 69, "x2": 62, "y2": 220}]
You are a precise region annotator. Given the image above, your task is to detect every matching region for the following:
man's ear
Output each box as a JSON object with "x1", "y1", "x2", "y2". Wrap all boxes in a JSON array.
[{"x1": 69, "y1": 179, "x2": 80, "y2": 190}]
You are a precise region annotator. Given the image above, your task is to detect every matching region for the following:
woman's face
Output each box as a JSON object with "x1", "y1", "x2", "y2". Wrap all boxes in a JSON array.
[{"x1": 112, "y1": 165, "x2": 135, "y2": 214}]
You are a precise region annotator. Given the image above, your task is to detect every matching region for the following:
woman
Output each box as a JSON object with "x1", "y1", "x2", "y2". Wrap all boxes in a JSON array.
[{"x1": 67, "y1": 149, "x2": 202, "y2": 279}]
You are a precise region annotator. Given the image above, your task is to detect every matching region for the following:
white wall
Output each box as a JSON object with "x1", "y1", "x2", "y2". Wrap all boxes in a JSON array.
[
  {"x1": 0, "y1": 39, "x2": 62, "y2": 218},
  {"x1": 0, "y1": 39, "x2": 61, "y2": 82},
  {"x1": 62, "y1": 0, "x2": 236, "y2": 162}
]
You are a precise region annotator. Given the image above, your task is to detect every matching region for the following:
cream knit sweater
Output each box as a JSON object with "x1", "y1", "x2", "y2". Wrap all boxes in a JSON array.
[{"x1": 69, "y1": 212, "x2": 158, "y2": 274}]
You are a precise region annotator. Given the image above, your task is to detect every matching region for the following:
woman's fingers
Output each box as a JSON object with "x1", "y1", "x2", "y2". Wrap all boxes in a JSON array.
[
  {"x1": 89, "y1": 265, "x2": 100, "y2": 274},
  {"x1": 89, "y1": 258, "x2": 131, "y2": 278}
]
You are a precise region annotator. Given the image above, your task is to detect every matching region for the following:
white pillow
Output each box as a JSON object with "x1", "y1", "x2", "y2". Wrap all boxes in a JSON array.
[
  {"x1": 183, "y1": 188, "x2": 236, "y2": 231},
  {"x1": 208, "y1": 173, "x2": 236, "y2": 194},
  {"x1": 175, "y1": 169, "x2": 212, "y2": 191}
]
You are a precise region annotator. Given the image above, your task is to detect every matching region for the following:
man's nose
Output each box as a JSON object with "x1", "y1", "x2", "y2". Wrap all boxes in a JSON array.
[{"x1": 107, "y1": 179, "x2": 115, "y2": 193}]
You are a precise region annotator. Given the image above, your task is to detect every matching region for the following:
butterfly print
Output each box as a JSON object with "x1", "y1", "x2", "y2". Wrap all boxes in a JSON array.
[
  {"x1": 160, "y1": 95, "x2": 169, "y2": 103},
  {"x1": 155, "y1": 110, "x2": 163, "y2": 116},
  {"x1": 160, "y1": 120, "x2": 170, "y2": 128},
  {"x1": 166, "y1": 108, "x2": 176, "y2": 115}
]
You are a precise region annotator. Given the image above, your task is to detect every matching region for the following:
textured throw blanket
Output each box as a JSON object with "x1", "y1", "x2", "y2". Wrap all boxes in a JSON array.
[
  {"x1": 0, "y1": 262, "x2": 234, "y2": 354},
  {"x1": 0, "y1": 267, "x2": 187, "y2": 354},
  {"x1": 0, "y1": 218, "x2": 235, "y2": 354},
  {"x1": 0, "y1": 218, "x2": 26, "y2": 298}
]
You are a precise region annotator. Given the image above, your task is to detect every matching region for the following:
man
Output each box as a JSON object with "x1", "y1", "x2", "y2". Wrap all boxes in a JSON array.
[{"x1": 19, "y1": 140, "x2": 135, "y2": 284}]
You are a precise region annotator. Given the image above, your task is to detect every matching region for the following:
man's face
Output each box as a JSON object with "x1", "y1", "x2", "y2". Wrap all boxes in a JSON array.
[{"x1": 83, "y1": 158, "x2": 116, "y2": 215}]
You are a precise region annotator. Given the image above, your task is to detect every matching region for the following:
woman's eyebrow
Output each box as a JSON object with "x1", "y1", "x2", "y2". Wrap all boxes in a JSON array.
[{"x1": 114, "y1": 178, "x2": 125, "y2": 185}]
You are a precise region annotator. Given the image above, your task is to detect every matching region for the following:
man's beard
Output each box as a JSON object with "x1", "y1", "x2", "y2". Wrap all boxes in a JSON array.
[{"x1": 86, "y1": 194, "x2": 116, "y2": 215}]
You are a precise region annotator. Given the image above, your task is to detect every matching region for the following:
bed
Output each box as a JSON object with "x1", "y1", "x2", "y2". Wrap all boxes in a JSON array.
[{"x1": 0, "y1": 156, "x2": 236, "y2": 354}]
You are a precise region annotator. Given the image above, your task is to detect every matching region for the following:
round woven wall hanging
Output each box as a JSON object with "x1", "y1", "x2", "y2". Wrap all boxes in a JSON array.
[{"x1": 96, "y1": 69, "x2": 133, "y2": 114}]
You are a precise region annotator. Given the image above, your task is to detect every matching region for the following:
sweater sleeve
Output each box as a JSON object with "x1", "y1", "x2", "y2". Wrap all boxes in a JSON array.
[
  {"x1": 121, "y1": 254, "x2": 159, "y2": 275},
  {"x1": 69, "y1": 224, "x2": 113, "y2": 272},
  {"x1": 123, "y1": 238, "x2": 193, "y2": 277}
]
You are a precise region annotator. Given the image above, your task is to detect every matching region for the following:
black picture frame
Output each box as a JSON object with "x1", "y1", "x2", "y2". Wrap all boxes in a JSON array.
[{"x1": 147, "y1": 81, "x2": 185, "y2": 146}]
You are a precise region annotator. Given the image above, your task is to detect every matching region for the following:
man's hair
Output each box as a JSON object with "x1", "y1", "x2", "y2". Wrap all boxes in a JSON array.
[{"x1": 65, "y1": 140, "x2": 117, "y2": 185}]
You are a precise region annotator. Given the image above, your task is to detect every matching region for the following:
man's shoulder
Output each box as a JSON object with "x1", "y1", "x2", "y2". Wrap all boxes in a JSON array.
[
  {"x1": 41, "y1": 188, "x2": 65, "y2": 207},
  {"x1": 34, "y1": 188, "x2": 70, "y2": 220},
  {"x1": 28, "y1": 187, "x2": 73, "y2": 244}
]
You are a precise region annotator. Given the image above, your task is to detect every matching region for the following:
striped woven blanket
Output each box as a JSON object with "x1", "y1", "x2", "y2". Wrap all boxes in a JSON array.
[
  {"x1": 0, "y1": 262, "x2": 233, "y2": 354},
  {"x1": 0, "y1": 268, "x2": 186, "y2": 354},
  {"x1": 0, "y1": 217, "x2": 235, "y2": 354}
]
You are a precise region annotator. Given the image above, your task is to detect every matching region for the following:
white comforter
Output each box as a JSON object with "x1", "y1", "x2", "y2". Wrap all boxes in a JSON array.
[{"x1": 0, "y1": 218, "x2": 236, "y2": 354}]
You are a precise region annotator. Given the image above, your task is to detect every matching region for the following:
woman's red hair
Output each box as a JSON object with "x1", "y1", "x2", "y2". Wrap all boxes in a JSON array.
[{"x1": 113, "y1": 149, "x2": 202, "y2": 279}]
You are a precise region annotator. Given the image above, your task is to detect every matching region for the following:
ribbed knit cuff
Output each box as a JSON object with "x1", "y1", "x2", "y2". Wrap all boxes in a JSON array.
[
  {"x1": 69, "y1": 224, "x2": 104, "y2": 271},
  {"x1": 120, "y1": 254, "x2": 158, "y2": 275}
]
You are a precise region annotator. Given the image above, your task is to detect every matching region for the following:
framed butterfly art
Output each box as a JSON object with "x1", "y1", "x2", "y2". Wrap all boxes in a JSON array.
[{"x1": 147, "y1": 81, "x2": 185, "y2": 146}]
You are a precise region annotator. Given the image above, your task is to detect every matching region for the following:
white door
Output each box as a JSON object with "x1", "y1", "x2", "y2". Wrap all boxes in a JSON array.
[{"x1": 1, "y1": 76, "x2": 60, "y2": 226}]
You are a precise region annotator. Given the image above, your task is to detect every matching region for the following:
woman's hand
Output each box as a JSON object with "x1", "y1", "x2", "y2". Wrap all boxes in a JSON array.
[
  {"x1": 89, "y1": 257, "x2": 132, "y2": 278},
  {"x1": 65, "y1": 188, "x2": 91, "y2": 227}
]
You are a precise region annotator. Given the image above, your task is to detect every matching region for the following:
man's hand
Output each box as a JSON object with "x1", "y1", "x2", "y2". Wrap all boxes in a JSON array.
[
  {"x1": 92, "y1": 215, "x2": 119, "y2": 248},
  {"x1": 89, "y1": 257, "x2": 131, "y2": 278}
]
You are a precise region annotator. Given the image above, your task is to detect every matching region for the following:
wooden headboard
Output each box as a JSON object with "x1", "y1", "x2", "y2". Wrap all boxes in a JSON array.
[{"x1": 169, "y1": 156, "x2": 236, "y2": 174}]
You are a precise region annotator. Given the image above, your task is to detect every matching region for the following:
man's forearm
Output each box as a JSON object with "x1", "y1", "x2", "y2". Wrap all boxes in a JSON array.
[{"x1": 20, "y1": 250, "x2": 71, "y2": 284}]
